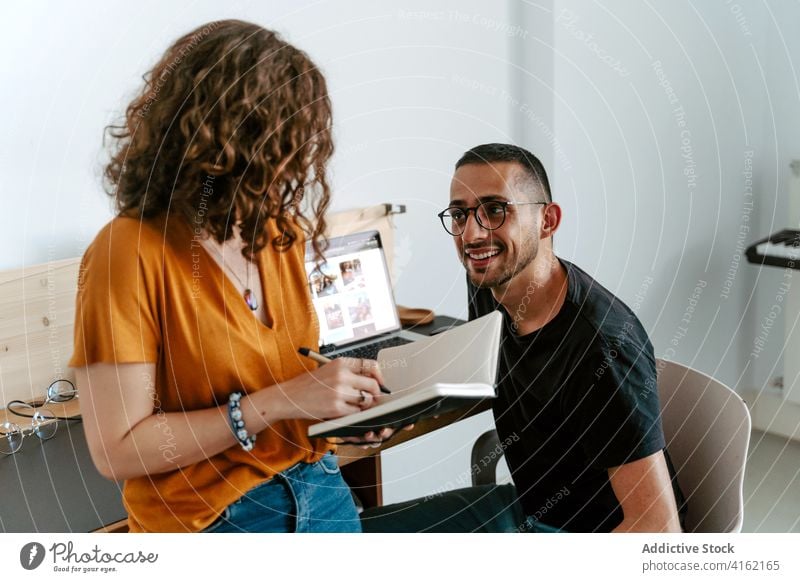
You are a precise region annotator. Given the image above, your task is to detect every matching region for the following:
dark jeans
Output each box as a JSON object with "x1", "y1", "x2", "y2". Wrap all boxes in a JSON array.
[
  {"x1": 203, "y1": 452, "x2": 361, "y2": 533},
  {"x1": 360, "y1": 484, "x2": 562, "y2": 533}
]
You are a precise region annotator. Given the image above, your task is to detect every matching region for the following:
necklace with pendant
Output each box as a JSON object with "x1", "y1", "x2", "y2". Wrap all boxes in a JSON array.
[
  {"x1": 203, "y1": 240, "x2": 259, "y2": 311},
  {"x1": 233, "y1": 269, "x2": 259, "y2": 311}
]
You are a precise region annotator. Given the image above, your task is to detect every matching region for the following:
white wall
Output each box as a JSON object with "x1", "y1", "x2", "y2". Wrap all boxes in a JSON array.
[
  {"x1": 542, "y1": 0, "x2": 792, "y2": 393},
  {"x1": 512, "y1": 0, "x2": 557, "y2": 174},
  {"x1": 748, "y1": 1, "x2": 800, "y2": 396},
  {"x1": 0, "y1": 0, "x2": 514, "y2": 320}
]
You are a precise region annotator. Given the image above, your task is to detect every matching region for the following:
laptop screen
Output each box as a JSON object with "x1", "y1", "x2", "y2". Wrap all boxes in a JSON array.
[{"x1": 304, "y1": 230, "x2": 401, "y2": 348}]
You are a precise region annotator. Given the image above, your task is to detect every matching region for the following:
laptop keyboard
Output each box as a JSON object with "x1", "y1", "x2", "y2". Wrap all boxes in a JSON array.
[{"x1": 330, "y1": 335, "x2": 413, "y2": 361}]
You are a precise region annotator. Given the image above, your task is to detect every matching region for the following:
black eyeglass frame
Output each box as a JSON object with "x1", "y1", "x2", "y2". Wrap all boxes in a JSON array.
[
  {"x1": 6, "y1": 379, "x2": 79, "y2": 421},
  {"x1": 437, "y1": 200, "x2": 548, "y2": 236}
]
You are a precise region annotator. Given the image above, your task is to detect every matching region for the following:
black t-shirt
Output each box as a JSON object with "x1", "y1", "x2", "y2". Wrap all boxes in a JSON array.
[{"x1": 468, "y1": 259, "x2": 685, "y2": 532}]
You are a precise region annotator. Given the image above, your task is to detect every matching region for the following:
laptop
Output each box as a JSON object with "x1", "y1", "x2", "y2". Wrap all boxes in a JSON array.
[{"x1": 304, "y1": 230, "x2": 426, "y2": 360}]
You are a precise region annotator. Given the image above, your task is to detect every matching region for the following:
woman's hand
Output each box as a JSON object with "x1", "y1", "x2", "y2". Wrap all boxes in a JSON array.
[{"x1": 277, "y1": 357, "x2": 385, "y2": 420}]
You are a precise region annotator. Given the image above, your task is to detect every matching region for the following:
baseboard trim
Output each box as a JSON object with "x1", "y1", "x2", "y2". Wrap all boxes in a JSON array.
[{"x1": 742, "y1": 390, "x2": 800, "y2": 441}]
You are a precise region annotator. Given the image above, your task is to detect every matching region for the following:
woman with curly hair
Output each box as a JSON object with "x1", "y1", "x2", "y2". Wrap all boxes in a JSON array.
[{"x1": 69, "y1": 20, "x2": 386, "y2": 533}]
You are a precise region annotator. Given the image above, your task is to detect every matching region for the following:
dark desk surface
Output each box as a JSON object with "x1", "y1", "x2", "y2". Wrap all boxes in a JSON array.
[
  {"x1": 402, "y1": 314, "x2": 462, "y2": 337},
  {"x1": 0, "y1": 315, "x2": 467, "y2": 532},
  {"x1": 0, "y1": 419, "x2": 126, "y2": 532}
]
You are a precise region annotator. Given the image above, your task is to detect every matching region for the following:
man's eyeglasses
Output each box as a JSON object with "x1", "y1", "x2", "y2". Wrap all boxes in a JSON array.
[
  {"x1": 437, "y1": 200, "x2": 547, "y2": 236},
  {"x1": 0, "y1": 406, "x2": 58, "y2": 455}
]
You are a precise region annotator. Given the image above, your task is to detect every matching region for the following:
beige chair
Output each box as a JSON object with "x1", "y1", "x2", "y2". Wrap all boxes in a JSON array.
[
  {"x1": 656, "y1": 359, "x2": 751, "y2": 533},
  {"x1": 470, "y1": 358, "x2": 751, "y2": 533}
]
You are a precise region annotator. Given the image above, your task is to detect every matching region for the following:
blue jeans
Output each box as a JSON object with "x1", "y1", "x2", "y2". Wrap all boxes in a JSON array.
[
  {"x1": 360, "y1": 484, "x2": 562, "y2": 533},
  {"x1": 203, "y1": 452, "x2": 361, "y2": 533}
]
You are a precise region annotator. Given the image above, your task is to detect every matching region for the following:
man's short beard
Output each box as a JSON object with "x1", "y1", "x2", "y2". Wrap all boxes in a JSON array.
[
  {"x1": 469, "y1": 269, "x2": 516, "y2": 289},
  {"x1": 467, "y1": 240, "x2": 538, "y2": 289}
]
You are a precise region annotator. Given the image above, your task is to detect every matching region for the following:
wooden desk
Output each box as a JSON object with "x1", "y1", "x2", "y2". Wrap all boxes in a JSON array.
[{"x1": 0, "y1": 417, "x2": 127, "y2": 532}]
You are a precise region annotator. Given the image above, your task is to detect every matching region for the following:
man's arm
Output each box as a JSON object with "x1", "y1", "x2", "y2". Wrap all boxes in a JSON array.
[{"x1": 608, "y1": 450, "x2": 682, "y2": 532}]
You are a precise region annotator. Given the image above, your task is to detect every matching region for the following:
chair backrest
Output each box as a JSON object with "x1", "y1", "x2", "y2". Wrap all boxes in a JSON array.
[{"x1": 657, "y1": 359, "x2": 751, "y2": 533}]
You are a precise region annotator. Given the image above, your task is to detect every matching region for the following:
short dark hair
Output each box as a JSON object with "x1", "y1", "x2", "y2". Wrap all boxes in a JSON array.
[{"x1": 455, "y1": 143, "x2": 552, "y2": 202}]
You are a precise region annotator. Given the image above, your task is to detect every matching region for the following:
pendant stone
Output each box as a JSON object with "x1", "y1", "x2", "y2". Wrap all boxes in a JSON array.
[{"x1": 243, "y1": 289, "x2": 259, "y2": 311}]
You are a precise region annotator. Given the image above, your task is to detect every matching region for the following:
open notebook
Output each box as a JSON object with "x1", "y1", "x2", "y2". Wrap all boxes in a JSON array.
[{"x1": 308, "y1": 311, "x2": 503, "y2": 438}]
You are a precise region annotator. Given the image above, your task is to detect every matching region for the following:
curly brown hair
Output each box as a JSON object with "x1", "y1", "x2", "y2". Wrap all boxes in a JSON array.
[{"x1": 104, "y1": 19, "x2": 333, "y2": 259}]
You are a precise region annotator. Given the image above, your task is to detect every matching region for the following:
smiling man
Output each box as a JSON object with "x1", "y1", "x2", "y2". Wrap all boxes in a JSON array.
[{"x1": 362, "y1": 143, "x2": 685, "y2": 533}]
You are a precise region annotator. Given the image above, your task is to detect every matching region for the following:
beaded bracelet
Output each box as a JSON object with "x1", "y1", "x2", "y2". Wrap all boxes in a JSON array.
[{"x1": 227, "y1": 391, "x2": 256, "y2": 451}]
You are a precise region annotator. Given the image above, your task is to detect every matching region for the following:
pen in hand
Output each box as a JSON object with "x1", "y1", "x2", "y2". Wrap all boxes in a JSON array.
[{"x1": 298, "y1": 347, "x2": 391, "y2": 394}]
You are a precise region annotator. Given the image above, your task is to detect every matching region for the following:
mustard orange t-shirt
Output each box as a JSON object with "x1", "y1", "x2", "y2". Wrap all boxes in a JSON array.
[{"x1": 69, "y1": 213, "x2": 332, "y2": 532}]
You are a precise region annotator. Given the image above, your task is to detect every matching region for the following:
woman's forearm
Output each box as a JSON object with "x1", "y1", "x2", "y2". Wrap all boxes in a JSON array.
[
  {"x1": 84, "y1": 380, "x2": 294, "y2": 481},
  {"x1": 77, "y1": 358, "x2": 380, "y2": 481}
]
